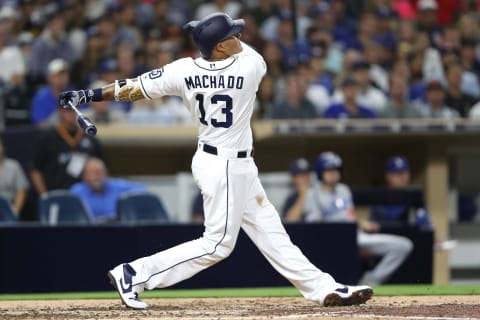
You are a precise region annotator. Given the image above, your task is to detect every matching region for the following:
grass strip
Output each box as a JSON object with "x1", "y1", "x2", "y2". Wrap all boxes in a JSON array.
[{"x1": 0, "y1": 285, "x2": 478, "y2": 301}]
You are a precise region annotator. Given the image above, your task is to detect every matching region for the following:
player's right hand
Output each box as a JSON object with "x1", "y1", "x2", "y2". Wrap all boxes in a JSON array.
[{"x1": 58, "y1": 90, "x2": 87, "y2": 109}]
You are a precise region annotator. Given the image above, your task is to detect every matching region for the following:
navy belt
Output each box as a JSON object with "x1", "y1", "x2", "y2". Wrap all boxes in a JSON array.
[{"x1": 202, "y1": 143, "x2": 252, "y2": 158}]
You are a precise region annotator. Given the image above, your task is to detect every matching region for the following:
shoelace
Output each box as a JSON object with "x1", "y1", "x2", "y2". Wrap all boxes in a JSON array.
[{"x1": 130, "y1": 292, "x2": 141, "y2": 301}]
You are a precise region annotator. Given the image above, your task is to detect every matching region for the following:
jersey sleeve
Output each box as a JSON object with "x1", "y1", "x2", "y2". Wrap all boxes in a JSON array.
[
  {"x1": 137, "y1": 58, "x2": 190, "y2": 100},
  {"x1": 239, "y1": 41, "x2": 267, "y2": 80}
]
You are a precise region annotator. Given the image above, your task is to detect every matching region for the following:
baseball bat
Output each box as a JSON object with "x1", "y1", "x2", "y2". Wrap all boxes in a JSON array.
[{"x1": 67, "y1": 101, "x2": 97, "y2": 136}]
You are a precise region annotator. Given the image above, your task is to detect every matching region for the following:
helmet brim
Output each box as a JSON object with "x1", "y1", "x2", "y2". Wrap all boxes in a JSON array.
[{"x1": 219, "y1": 19, "x2": 245, "y2": 42}]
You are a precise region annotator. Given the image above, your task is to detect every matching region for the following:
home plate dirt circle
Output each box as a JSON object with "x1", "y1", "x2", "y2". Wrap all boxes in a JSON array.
[{"x1": 0, "y1": 296, "x2": 478, "y2": 319}]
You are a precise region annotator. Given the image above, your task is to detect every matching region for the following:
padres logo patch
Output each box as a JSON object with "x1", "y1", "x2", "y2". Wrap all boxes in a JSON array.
[{"x1": 148, "y1": 68, "x2": 164, "y2": 79}]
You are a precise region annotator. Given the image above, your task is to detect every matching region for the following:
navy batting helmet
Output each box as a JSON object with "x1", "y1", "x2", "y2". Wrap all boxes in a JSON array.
[
  {"x1": 183, "y1": 13, "x2": 244, "y2": 58},
  {"x1": 315, "y1": 152, "x2": 343, "y2": 181}
]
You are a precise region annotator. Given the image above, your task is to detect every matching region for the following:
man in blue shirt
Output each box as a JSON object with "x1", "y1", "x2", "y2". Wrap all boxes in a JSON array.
[
  {"x1": 370, "y1": 156, "x2": 431, "y2": 229},
  {"x1": 70, "y1": 157, "x2": 146, "y2": 221},
  {"x1": 31, "y1": 59, "x2": 72, "y2": 126},
  {"x1": 324, "y1": 77, "x2": 377, "y2": 119}
]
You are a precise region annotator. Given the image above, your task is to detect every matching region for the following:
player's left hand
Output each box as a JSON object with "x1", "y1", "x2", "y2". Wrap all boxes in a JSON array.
[
  {"x1": 359, "y1": 220, "x2": 380, "y2": 233},
  {"x1": 58, "y1": 90, "x2": 87, "y2": 109}
]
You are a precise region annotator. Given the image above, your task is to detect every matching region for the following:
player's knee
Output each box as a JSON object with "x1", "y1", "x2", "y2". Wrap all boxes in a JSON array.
[
  {"x1": 202, "y1": 235, "x2": 236, "y2": 261},
  {"x1": 397, "y1": 237, "x2": 414, "y2": 256},
  {"x1": 214, "y1": 244, "x2": 234, "y2": 260}
]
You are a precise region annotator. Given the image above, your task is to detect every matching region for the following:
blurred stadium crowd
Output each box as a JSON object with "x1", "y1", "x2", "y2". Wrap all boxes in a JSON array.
[{"x1": 1, "y1": 0, "x2": 480, "y2": 128}]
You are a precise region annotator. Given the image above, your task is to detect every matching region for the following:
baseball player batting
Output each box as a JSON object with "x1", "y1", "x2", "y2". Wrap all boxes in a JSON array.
[{"x1": 59, "y1": 12, "x2": 373, "y2": 310}]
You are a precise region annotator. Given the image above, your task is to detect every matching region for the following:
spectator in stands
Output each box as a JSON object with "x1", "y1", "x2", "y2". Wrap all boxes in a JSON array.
[
  {"x1": 107, "y1": 1, "x2": 143, "y2": 52},
  {"x1": 260, "y1": 1, "x2": 312, "y2": 42},
  {"x1": 0, "y1": 29, "x2": 33, "y2": 128},
  {"x1": 30, "y1": 105, "x2": 106, "y2": 197},
  {"x1": 62, "y1": 0, "x2": 88, "y2": 65},
  {"x1": 371, "y1": 8, "x2": 398, "y2": 74},
  {"x1": 300, "y1": 151, "x2": 413, "y2": 286},
  {"x1": 406, "y1": 50, "x2": 427, "y2": 103},
  {"x1": 296, "y1": 62, "x2": 331, "y2": 115},
  {"x1": 363, "y1": 41, "x2": 389, "y2": 92},
  {"x1": 396, "y1": 20, "x2": 416, "y2": 59},
  {"x1": 347, "y1": 12, "x2": 377, "y2": 51},
  {"x1": 260, "y1": 40, "x2": 285, "y2": 79},
  {"x1": 378, "y1": 74, "x2": 424, "y2": 119},
  {"x1": 304, "y1": 26, "x2": 336, "y2": 94},
  {"x1": 272, "y1": 12, "x2": 311, "y2": 72},
  {"x1": 2, "y1": 71, "x2": 34, "y2": 128},
  {"x1": 28, "y1": 4, "x2": 75, "y2": 85},
  {"x1": 247, "y1": 0, "x2": 275, "y2": 28},
  {"x1": 458, "y1": 37, "x2": 480, "y2": 98},
  {"x1": 255, "y1": 73, "x2": 275, "y2": 119},
  {"x1": 236, "y1": 11, "x2": 264, "y2": 55},
  {"x1": 30, "y1": 58, "x2": 72, "y2": 127},
  {"x1": 0, "y1": 5, "x2": 17, "y2": 37},
  {"x1": 0, "y1": 20, "x2": 26, "y2": 87},
  {"x1": 0, "y1": 17, "x2": 33, "y2": 129},
  {"x1": 334, "y1": 48, "x2": 363, "y2": 89},
  {"x1": 468, "y1": 101, "x2": 480, "y2": 119},
  {"x1": 332, "y1": 59, "x2": 387, "y2": 113},
  {"x1": 444, "y1": 62, "x2": 476, "y2": 117},
  {"x1": 328, "y1": 0, "x2": 358, "y2": 47},
  {"x1": 283, "y1": 158, "x2": 312, "y2": 222},
  {"x1": 324, "y1": 77, "x2": 377, "y2": 119},
  {"x1": 70, "y1": 157, "x2": 146, "y2": 222},
  {"x1": 266, "y1": 73, "x2": 318, "y2": 119},
  {"x1": 258, "y1": 41, "x2": 287, "y2": 110},
  {"x1": 0, "y1": 138, "x2": 29, "y2": 216},
  {"x1": 194, "y1": 0, "x2": 242, "y2": 21},
  {"x1": 419, "y1": 79, "x2": 460, "y2": 119},
  {"x1": 415, "y1": 0, "x2": 442, "y2": 48},
  {"x1": 370, "y1": 156, "x2": 432, "y2": 230}
]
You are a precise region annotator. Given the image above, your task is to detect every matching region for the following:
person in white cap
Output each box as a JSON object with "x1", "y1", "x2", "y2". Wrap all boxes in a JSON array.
[
  {"x1": 0, "y1": 10, "x2": 25, "y2": 86},
  {"x1": 416, "y1": 0, "x2": 442, "y2": 47}
]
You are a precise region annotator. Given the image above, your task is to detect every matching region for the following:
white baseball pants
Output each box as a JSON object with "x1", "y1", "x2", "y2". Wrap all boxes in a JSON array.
[
  {"x1": 128, "y1": 148, "x2": 337, "y2": 303},
  {"x1": 357, "y1": 230, "x2": 413, "y2": 285}
]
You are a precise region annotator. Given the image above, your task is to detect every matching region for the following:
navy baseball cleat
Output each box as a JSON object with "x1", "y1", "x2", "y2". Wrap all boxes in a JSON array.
[
  {"x1": 322, "y1": 285, "x2": 373, "y2": 307},
  {"x1": 108, "y1": 263, "x2": 147, "y2": 309}
]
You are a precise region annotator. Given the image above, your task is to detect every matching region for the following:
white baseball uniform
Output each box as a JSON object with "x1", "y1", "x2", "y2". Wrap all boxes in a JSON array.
[
  {"x1": 303, "y1": 181, "x2": 413, "y2": 285},
  {"x1": 124, "y1": 42, "x2": 340, "y2": 303}
]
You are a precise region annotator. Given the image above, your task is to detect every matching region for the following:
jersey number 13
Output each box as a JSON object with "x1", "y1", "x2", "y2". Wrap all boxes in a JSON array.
[{"x1": 196, "y1": 94, "x2": 233, "y2": 128}]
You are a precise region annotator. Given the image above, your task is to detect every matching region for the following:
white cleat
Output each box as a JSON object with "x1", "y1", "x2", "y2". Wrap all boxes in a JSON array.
[
  {"x1": 322, "y1": 284, "x2": 373, "y2": 307},
  {"x1": 108, "y1": 263, "x2": 148, "y2": 310}
]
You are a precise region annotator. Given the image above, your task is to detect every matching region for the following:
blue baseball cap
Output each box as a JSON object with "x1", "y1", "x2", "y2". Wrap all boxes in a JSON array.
[
  {"x1": 290, "y1": 158, "x2": 311, "y2": 176},
  {"x1": 386, "y1": 156, "x2": 409, "y2": 173}
]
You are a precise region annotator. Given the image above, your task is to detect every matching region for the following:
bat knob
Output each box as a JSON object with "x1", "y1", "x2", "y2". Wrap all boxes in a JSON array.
[
  {"x1": 85, "y1": 126, "x2": 97, "y2": 136},
  {"x1": 77, "y1": 115, "x2": 97, "y2": 136}
]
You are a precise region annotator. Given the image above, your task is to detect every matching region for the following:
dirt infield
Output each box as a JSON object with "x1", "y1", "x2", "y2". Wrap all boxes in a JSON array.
[{"x1": 0, "y1": 295, "x2": 479, "y2": 319}]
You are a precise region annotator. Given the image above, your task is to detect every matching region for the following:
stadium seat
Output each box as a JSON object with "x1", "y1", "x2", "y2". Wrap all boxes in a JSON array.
[
  {"x1": 38, "y1": 190, "x2": 94, "y2": 225},
  {"x1": 0, "y1": 195, "x2": 18, "y2": 223},
  {"x1": 117, "y1": 191, "x2": 170, "y2": 223}
]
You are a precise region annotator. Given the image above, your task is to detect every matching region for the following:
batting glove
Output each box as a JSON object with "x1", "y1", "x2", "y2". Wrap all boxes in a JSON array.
[{"x1": 58, "y1": 90, "x2": 88, "y2": 109}]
